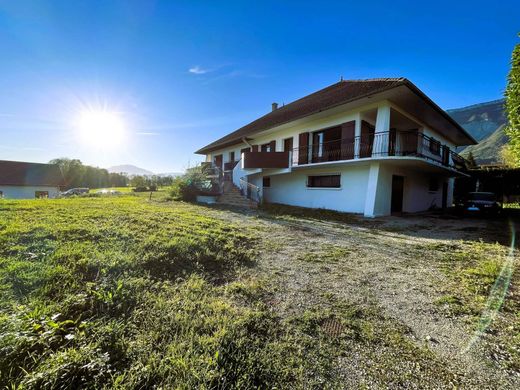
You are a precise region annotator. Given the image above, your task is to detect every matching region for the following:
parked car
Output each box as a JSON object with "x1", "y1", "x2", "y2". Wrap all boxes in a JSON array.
[
  {"x1": 457, "y1": 192, "x2": 502, "y2": 215},
  {"x1": 60, "y1": 188, "x2": 89, "y2": 196}
]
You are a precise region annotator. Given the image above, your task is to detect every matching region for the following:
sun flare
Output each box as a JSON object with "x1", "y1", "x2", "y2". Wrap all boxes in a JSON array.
[{"x1": 77, "y1": 109, "x2": 126, "y2": 147}]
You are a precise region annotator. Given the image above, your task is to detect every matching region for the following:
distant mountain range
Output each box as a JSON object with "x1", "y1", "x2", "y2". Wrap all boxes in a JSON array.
[
  {"x1": 107, "y1": 164, "x2": 183, "y2": 177},
  {"x1": 108, "y1": 164, "x2": 154, "y2": 176},
  {"x1": 447, "y1": 99, "x2": 508, "y2": 165}
]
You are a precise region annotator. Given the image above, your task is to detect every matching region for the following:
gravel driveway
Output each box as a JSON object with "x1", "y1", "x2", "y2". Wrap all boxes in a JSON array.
[{"x1": 202, "y1": 205, "x2": 520, "y2": 388}]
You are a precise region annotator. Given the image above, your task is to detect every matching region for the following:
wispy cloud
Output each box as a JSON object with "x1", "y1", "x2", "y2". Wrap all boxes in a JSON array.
[
  {"x1": 136, "y1": 131, "x2": 160, "y2": 136},
  {"x1": 188, "y1": 65, "x2": 210, "y2": 75}
]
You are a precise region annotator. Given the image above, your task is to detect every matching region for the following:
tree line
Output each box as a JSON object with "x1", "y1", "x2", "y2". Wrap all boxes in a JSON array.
[{"x1": 49, "y1": 158, "x2": 177, "y2": 190}]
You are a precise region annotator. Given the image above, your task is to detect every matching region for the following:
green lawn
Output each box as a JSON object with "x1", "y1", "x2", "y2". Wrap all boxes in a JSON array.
[{"x1": 0, "y1": 197, "x2": 340, "y2": 388}]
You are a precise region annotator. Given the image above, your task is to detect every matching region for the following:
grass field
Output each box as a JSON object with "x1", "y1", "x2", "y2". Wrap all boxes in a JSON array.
[
  {"x1": 0, "y1": 197, "x2": 342, "y2": 388},
  {"x1": 1, "y1": 195, "x2": 519, "y2": 388}
]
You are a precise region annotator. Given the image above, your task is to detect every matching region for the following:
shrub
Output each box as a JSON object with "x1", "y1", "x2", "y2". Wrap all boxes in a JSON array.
[{"x1": 169, "y1": 165, "x2": 218, "y2": 202}]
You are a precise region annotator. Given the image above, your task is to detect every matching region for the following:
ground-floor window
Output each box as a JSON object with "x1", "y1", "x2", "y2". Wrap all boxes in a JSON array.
[
  {"x1": 35, "y1": 191, "x2": 49, "y2": 198},
  {"x1": 307, "y1": 174, "x2": 340, "y2": 188},
  {"x1": 263, "y1": 176, "x2": 271, "y2": 187}
]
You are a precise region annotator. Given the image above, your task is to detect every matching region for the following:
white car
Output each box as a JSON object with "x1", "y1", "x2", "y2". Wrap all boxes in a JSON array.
[{"x1": 61, "y1": 188, "x2": 89, "y2": 196}]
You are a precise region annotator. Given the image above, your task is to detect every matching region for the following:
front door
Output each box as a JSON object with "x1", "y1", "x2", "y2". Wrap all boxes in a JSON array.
[{"x1": 391, "y1": 175, "x2": 404, "y2": 213}]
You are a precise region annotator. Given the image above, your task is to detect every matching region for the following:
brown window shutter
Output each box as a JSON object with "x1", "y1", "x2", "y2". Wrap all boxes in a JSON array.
[
  {"x1": 252, "y1": 145, "x2": 259, "y2": 152},
  {"x1": 341, "y1": 121, "x2": 355, "y2": 160},
  {"x1": 298, "y1": 132, "x2": 309, "y2": 164},
  {"x1": 269, "y1": 140, "x2": 276, "y2": 152}
]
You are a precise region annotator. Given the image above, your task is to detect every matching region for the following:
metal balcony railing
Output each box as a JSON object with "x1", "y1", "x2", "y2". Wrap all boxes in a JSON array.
[
  {"x1": 239, "y1": 178, "x2": 262, "y2": 204},
  {"x1": 291, "y1": 131, "x2": 467, "y2": 171}
]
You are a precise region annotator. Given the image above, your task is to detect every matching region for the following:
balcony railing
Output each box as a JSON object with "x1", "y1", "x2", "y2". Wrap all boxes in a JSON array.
[{"x1": 292, "y1": 131, "x2": 467, "y2": 171}]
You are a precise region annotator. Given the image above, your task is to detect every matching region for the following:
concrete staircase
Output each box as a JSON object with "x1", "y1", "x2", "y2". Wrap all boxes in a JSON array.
[{"x1": 217, "y1": 181, "x2": 258, "y2": 209}]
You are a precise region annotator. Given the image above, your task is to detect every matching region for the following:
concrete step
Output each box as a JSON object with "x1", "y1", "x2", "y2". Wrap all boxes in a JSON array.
[{"x1": 217, "y1": 182, "x2": 258, "y2": 209}]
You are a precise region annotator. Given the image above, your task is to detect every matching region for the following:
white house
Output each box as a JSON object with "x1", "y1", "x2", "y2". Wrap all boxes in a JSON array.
[
  {"x1": 196, "y1": 78, "x2": 476, "y2": 217},
  {"x1": 0, "y1": 160, "x2": 64, "y2": 199}
]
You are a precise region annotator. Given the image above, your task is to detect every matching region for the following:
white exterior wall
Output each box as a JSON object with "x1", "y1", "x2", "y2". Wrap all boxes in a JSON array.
[
  {"x1": 262, "y1": 165, "x2": 370, "y2": 213},
  {"x1": 363, "y1": 163, "x2": 451, "y2": 216},
  {"x1": 0, "y1": 185, "x2": 60, "y2": 199}
]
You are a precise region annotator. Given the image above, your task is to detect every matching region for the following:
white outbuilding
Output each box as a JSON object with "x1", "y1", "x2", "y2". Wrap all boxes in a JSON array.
[{"x1": 0, "y1": 160, "x2": 64, "y2": 199}]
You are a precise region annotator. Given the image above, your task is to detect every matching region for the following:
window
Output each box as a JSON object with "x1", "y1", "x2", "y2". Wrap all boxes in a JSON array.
[
  {"x1": 35, "y1": 191, "x2": 49, "y2": 198},
  {"x1": 307, "y1": 174, "x2": 341, "y2": 188},
  {"x1": 240, "y1": 147, "x2": 250, "y2": 155},
  {"x1": 263, "y1": 176, "x2": 271, "y2": 188},
  {"x1": 261, "y1": 143, "x2": 271, "y2": 152},
  {"x1": 429, "y1": 138, "x2": 441, "y2": 155},
  {"x1": 428, "y1": 177, "x2": 439, "y2": 192},
  {"x1": 229, "y1": 151, "x2": 235, "y2": 162}
]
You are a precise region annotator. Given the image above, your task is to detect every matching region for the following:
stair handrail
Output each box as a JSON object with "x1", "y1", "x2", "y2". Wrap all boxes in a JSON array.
[{"x1": 239, "y1": 177, "x2": 262, "y2": 204}]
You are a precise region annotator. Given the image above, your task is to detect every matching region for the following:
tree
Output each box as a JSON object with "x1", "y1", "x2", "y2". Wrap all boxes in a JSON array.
[
  {"x1": 49, "y1": 158, "x2": 86, "y2": 188},
  {"x1": 505, "y1": 36, "x2": 520, "y2": 167},
  {"x1": 49, "y1": 158, "x2": 128, "y2": 190}
]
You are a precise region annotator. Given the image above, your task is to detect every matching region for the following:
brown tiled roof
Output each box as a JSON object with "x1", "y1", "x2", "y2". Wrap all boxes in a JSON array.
[
  {"x1": 0, "y1": 160, "x2": 64, "y2": 187},
  {"x1": 196, "y1": 77, "x2": 475, "y2": 154},
  {"x1": 196, "y1": 78, "x2": 407, "y2": 154}
]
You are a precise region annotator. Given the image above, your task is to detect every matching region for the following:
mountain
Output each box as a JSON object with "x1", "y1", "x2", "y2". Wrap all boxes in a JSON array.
[
  {"x1": 447, "y1": 99, "x2": 508, "y2": 165},
  {"x1": 107, "y1": 164, "x2": 154, "y2": 176}
]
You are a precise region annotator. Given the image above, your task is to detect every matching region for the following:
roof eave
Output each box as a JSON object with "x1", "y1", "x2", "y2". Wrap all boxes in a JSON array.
[{"x1": 402, "y1": 80, "x2": 478, "y2": 145}]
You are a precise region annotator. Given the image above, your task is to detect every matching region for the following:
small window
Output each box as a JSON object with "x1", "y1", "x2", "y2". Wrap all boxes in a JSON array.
[
  {"x1": 429, "y1": 138, "x2": 441, "y2": 155},
  {"x1": 35, "y1": 191, "x2": 49, "y2": 198},
  {"x1": 261, "y1": 143, "x2": 271, "y2": 152},
  {"x1": 307, "y1": 175, "x2": 340, "y2": 188},
  {"x1": 240, "y1": 147, "x2": 250, "y2": 155},
  {"x1": 263, "y1": 177, "x2": 271, "y2": 188},
  {"x1": 429, "y1": 177, "x2": 439, "y2": 192},
  {"x1": 229, "y1": 151, "x2": 235, "y2": 162}
]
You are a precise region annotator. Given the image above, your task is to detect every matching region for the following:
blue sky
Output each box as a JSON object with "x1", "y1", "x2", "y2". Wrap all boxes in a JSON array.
[{"x1": 0, "y1": 1, "x2": 518, "y2": 173}]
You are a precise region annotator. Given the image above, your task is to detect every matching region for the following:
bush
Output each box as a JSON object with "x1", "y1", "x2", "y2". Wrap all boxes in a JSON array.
[
  {"x1": 170, "y1": 166, "x2": 218, "y2": 202},
  {"x1": 133, "y1": 186, "x2": 148, "y2": 192},
  {"x1": 169, "y1": 176, "x2": 197, "y2": 201}
]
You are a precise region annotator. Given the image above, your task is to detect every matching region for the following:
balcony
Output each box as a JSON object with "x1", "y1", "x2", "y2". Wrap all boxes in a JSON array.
[
  {"x1": 242, "y1": 151, "x2": 290, "y2": 169},
  {"x1": 292, "y1": 131, "x2": 467, "y2": 171}
]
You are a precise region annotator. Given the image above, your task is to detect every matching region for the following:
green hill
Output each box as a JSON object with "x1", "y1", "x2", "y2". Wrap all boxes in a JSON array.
[{"x1": 447, "y1": 99, "x2": 508, "y2": 164}]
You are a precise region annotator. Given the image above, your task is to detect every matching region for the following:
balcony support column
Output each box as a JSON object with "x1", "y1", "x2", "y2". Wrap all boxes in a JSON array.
[
  {"x1": 354, "y1": 113, "x2": 362, "y2": 158},
  {"x1": 364, "y1": 162, "x2": 391, "y2": 217},
  {"x1": 374, "y1": 104, "x2": 391, "y2": 157}
]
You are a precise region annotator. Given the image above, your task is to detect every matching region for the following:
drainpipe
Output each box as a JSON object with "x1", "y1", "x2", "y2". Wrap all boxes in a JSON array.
[{"x1": 241, "y1": 137, "x2": 252, "y2": 149}]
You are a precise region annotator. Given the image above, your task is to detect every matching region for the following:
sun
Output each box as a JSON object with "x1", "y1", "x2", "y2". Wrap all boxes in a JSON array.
[{"x1": 77, "y1": 109, "x2": 126, "y2": 147}]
